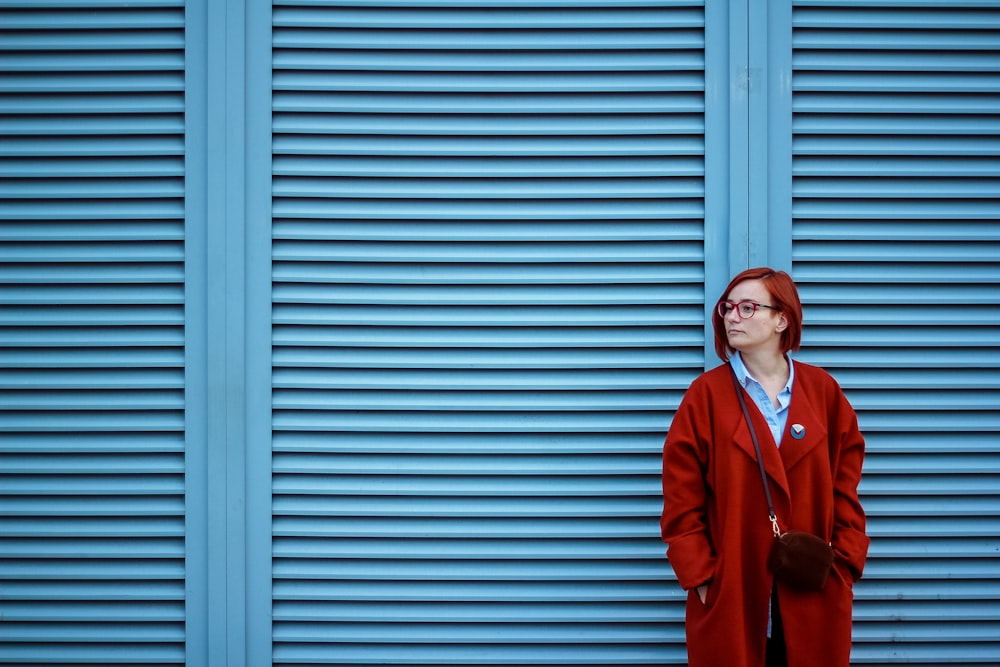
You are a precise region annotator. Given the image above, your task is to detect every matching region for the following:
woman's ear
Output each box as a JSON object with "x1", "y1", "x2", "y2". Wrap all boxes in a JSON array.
[{"x1": 775, "y1": 311, "x2": 789, "y2": 334}]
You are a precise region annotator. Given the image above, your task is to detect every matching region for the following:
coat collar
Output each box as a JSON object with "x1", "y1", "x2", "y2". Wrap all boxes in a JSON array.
[{"x1": 729, "y1": 360, "x2": 828, "y2": 502}]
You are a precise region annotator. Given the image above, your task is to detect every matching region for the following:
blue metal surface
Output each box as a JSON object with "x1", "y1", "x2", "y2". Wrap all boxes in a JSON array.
[
  {"x1": 0, "y1": 2, "x2": 187, "y2": 664},
  {"x1": 790, "y1": 2, "x2": 1000, "y2": 665},
  {"x1": 268, "y1": 2, "x2": 706, "y2": 666},
  {"x1": 3, "y1": 0, "x2": 998, "y2": 665}
]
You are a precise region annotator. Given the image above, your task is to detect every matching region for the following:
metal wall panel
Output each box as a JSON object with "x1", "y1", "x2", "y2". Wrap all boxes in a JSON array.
[
  {"x1": 269, "y1": 1, "x2": 706, "y2": 664},
  {"x1": 0, "y1": 1, "x2": 188, "y2": 664},
  {"x1": 789, "y1": 1, "x2": 1000, "y2": 664}
]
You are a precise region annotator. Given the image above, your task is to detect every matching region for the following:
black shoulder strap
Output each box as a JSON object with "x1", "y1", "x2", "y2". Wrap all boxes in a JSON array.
[{"x1": 729, "y1": 363, "x2": 782, "y2": 537}]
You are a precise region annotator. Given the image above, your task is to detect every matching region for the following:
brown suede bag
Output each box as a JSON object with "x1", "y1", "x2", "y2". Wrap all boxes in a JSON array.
[{"x1": 767, "y1": 529, "x2": 834, "y2": 591}]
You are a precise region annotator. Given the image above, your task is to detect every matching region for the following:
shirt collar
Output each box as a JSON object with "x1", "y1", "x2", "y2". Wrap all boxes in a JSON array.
[{"x1": 730, "y1": 351, "x2": 795, "y2": 394}]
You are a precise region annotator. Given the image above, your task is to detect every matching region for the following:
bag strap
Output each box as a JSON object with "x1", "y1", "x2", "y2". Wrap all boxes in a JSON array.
[{"x1": 729, "y1": 363, "x2": 782, "y2": 538}]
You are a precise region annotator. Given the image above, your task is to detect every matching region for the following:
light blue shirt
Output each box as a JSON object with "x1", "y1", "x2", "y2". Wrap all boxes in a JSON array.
[
  {"x1": 729, "y1": 352, "x2": 795, "y2": 637},
  {"x1": 730, "y1": 351, "x2": 794, "y2": 447}
]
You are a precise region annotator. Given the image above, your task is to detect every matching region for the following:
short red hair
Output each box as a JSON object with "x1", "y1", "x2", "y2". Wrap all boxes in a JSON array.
[{"x1": 713, "y1": 267, "x2": 803, "y2": 361}]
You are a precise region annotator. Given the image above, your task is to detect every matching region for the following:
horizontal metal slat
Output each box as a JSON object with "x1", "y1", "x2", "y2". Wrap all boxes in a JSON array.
[
  {"x1": 0, "y1": 644, "x2": 185, "y2": 664},
  {"x1": 273, "y1": 452, "x2": 659, "y2": 476},
  {"x1": 0, "y1": 559, "x2": 183, "y2": 581},
  {"x1": 0, "y1": 51, "x2": 183, "y2": 73},
  {"x1": 273, "y1": 283, "x2": 700, "y2": 305},
  {"x1": 272, "y1": 431, "x2": 665, "y2": 455},
  {"x1": 273, "y1": 622, "x2": 675, "y2": 644},
  {"x1": 854, "y1": 621, "x2": 1000, "y2": 642},
  {"x1": 793, "y1": 7, "x2": 1000, "y2": 30},
  {"x1": 0, "y1": 241, "x2": 182, "y2": 262},
  {"x1": 0, "y1": 453, "x2": 183, "y2": 474},
  {"x1": 793, "y1": 176, "x2": 998, "y2": 198},
  {"x1": 0, "y1": 199, "x2": 185, "y2": 219},
  {"x1": 274, "y1": 26, "x2": 702, "y2": 51},
  {"x1": 273, "y1": 367, "x2": 690, "y2": 388},
  {"x1": 0, "y1": 326, "x2": 183, "y2": 347},
  {"x1": 274, "y1": 261, "x2": 703, "y2": 282},
  {"x1": 273, "y1": 134, "x2": 704, "y2": 156},
  {"x1": 1, "y1": 6, "x2": 182, "y2": 29},
  {"x1": 794, "y1": 134, "x2": 1000, "y2": 155},
  {"x1": 857, "y1": 579, "x2": 1000, "y2": 602},
  {"x1": 272, "y1": 6, "x2": 704, "y2": 30},
  {"x1": 795, "y1": 50, "x2": 1000, "y2": 72},
  {"x1": 856, "y1": 432, "x2": 998, "y2": 455},
  {"x1": 0, "y1": 156, "x2": 183, "y2": 178},
  {"x1": 0, "y1": 495, "x2": 184, "y2": 516},
  {"x1": 273, "y1": 155, "x2": 703, "y2": 178},
  {"x1": 0, "y1": 411, "x2": 185, "y2": 432},
  {"x1": 273, "y1": 643, "x2": 687, "y2": 666},
  {"x1": 273, "y1": 240, "x2": 701, "y2": 262},
  {"x1": 0, "y1": 516, "x2": 183, "y2": 538},
  {"x1": 802, "y1": 282, "x2": 998, "y2": 302},
  {"x1": 274, "y1": 70, "x2": 703, "y2": 93},
  {"x1": 859, "y1": 474, "x2": 999, "y2": 496},
  {"x1": 854, "y1": 412, "x2": 1000, "y2": 433},
  {"x1": 273, "y1": 324, "x2": 701, "y2": 348},
  {"x1": 272, "y1": 601, "x2": 679, "y2": 623},
  {"x1": 273, "y1": 112, "x2": 704, "y2": 135},
  {"x1": 0, "y1": 600, "x2": 183, "y2": 622},
  {"x1": 792, "y1": 27, "x2": 1000, "y2": 51},
  {"x1": 272, "y1": 389, "x2": 679, "y2": 411},
  {"x1": 793, "y1": 155, "x2": 1000, "y2": 177},
  {"x1": 273, "y1": 495, "x2": 659, "y2": 518},
  {"x1": 273, "y1": 176, "x2": 702, "y2": 199},
  {"x1": 273, "y1": 474, "x2": 661, "y2": 497},
  {"x1": 273, "y1": 347, "x2": 698, "y2": 369},
  {"x1": 0, "y1": 113, "x2": 184, "y2": 134},
  {"x1": 272, "y1": 537, "x2": 667, "y2": 560},
  {"x1": 0, "y1": 305, "x2": 184, "y2": 326},
  {"x1": 0, "y1": 580, "x2": 184, "y2": 608},
  {"x1": 1, "y1": 71, "x2": 184, "y2": 93},
  {"x1": 274, "y1": 198, "x2": 705, "y2": 220},
  {"x1": 794, "y1": 117, "x2": 1000, "y2": 144},
  {"x1": 2, "y1": 134, "x2": 184, "y2": 156},
  {"x1": 0, "y1": 348, "x2": 183, "y2": 367},
  {"x1": 273, "y1": 516, "x2": 657, "y2": 539},
  {"x1": 794, "y1": 219, "x2": 1000, "y2": 241},
  {"x1": 795, "y1": 71, "x2": 1000, "y2": 93},
  {"x1": 794, "y1": 239, "x2": 998, "y2": 260},
  {"x1": 0, "y1": 222, "x2": 184, "y2": 242},
  {"x1": 0, "y1": 537, "x2": 184, "y2": 559},
  {"x1": 272, "y1": 304, "x2": 699, "y2": 326},
  {"x1": 861, "y1": 495, "x2": 1000, "y2": 517},
  {"x1": 0, "y1": 177, "x2": 183, "y2": 198},
  {"x1": 272, "y1": 558, "x2": 672, "y2": 582},
  {"x1": 1, "y1": 284, "x2": 182, "y2": 304},
  {"x1": 274, "y1": 49, "x2": 703, "y2": 71}
]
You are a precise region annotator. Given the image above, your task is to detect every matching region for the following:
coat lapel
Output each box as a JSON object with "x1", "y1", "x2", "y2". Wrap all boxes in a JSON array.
[
  {"x1": 729, "y1": 386, "x2": 791, "y2": 500},
  {"x1": 778, "y1": 381, "x2": 828, "y2": 473}
]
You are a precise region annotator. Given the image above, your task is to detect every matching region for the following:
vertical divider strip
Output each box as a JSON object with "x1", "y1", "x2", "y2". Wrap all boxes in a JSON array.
[
  {"x1": 704, "y1": 0, "x2": 749, "y2": 367},
  {"x1": 184, "y1": 0, "x2": 209, "y2": 663},
  {"x1": 750, "y1": 0, "x2": 793, "y2": 272},
  {"x1": 202, "y1": 0, "x2": 249, "y2": 663},
  {"x1": 245, "y1": 0, "x2": 275, "y2": 664}
]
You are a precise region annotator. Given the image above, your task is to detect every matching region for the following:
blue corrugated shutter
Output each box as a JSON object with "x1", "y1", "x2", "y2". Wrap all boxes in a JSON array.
[
  {"x1": 270, "y1": 1, "x2": 704, "y2": 664},
  {"x1": 0, "y1": 2, "x2": 187, "y2": 664},
  {"x1": 790, "y1": 1, "x2": 1000, "y2": 664}
]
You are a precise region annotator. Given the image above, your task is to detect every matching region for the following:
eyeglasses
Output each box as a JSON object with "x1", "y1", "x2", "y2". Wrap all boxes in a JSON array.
[{"x1": 717, "y1": 300, "x2": 780, "y2": 319}]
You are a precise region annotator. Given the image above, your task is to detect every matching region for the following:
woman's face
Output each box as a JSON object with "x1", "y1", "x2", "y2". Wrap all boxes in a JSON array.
[{"x1": 723, "y1": 279, "x2": 788, "y2": 355}]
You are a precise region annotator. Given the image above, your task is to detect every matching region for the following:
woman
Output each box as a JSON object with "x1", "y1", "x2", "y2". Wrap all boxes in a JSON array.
[{"x1": 661, "y1": 267, "x2": 869, "y2": 667}]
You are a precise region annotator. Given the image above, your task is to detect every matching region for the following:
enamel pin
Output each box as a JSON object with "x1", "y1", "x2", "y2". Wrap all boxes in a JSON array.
[{"x1": 791, "y1": 423, "x2": 806, "y2": 440}]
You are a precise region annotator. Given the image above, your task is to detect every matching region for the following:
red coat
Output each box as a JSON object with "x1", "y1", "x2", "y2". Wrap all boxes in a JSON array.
[{"x1": 661, "y1": 361, "x2": 869, "y2": 667}]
